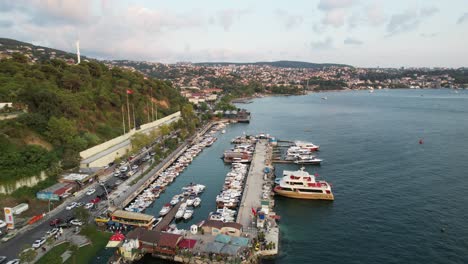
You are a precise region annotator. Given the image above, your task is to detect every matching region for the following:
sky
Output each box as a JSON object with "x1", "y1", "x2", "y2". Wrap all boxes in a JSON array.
[{"x1": 0, "y1": 0, "x2": 467, "y2": 67}]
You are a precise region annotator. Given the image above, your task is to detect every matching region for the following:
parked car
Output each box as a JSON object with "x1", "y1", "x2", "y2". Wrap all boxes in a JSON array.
[
  {"x1": 119, "y1": 161, "x2": 126, "y2": 166},
  {"x1": 70, "y1": 220, "x2": 83, "y2": 226},
  {"x1": 49, "y1": 218, "x2": 62, "y2": 226},
  {"x1": 66, "y1": 202, "x2": 77, "y2": 210},
  {"x1": 115, "y1": 180, "x2": 123, "y2": 185},
  {"x1": 119, "y1": 166, "x2": 128, "y2": 172},
  {"x1": 0, "y1": 256, "x2": 6, "y2": 263},
  {"x1": 32, "y1": 238, "x2": 46, "y2": 248},
  {"x1": 66, "y1": 216, "x2": 75, "y2": 223},
  {"x1": 84, "y1": 203, "x2": 94, "y2": 209},
  {"x1": 61, "y1": 193, "x2": 71, "y2": 198},
  {"x1": 113, "y1": 171, "x2": 121, "y2": 177},
  {"x1": 91, "y1": 197, "x2": 101, "y2": 204},
  {"x1": 150, "y1": 152, "x2": 156, "y2": 156},
  {"x1": 142, "y1": 155, "x2": 151, "y2": 161},
  {"x1": 86, "y1": 189, "x2": 96, "y2": 195},
  {"x1": 131, "y1": 165, "x2": 138, "y2": 170},
  {"x1": 46, "y1": 228, "x2": 59, "y2": 237},
  {"x1": 6, "y1": 259, "x2": 20, "y2": 264},
  {"x1": 76, "y1": 202, "x2": 84, "y2": 207},
  {"x1": 0, "y1": 220, "x2": 6, "y2": 229}
]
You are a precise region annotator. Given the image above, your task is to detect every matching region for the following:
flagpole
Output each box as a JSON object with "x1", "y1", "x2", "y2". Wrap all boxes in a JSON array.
[
  {"x1": 126, "y1": 91, "x2": 131, "y2": 131},
  {"x1": 122, "y1": 105, "x2": 126, "y2": 134},
  {"x1": 132, "y1": 103, "x2": 136, "y2": 129}
]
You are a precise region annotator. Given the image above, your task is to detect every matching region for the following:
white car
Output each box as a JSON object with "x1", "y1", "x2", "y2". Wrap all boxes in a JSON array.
[
  {"x1": 66, "y1": 202, "x2": 77, "y2": 210},
  {"x1": 131, "y1": 165, "x2": 138, "y2": 170},
  {"x1": 32, "y1": 238, "x2": 46, "y2": 248},
  {"x1": 84, "y1": 203, "x2": 94, "y2": 209},
  {"x1": 86, "y1": 189, "x2": 96, "y2": 195},
  {"x1": 6, "y1": 259, "x2": 20, "y2": 264},
  {"x1": 46, "y1": 228, "x2": 59, "y2": 238},
  {"x1": 120, "y1": 166, "x2": 128, "y2": 172},
  {"x1": 70, "y1": 219, "x2": 83, "y2": 226},
  {"x1": 0, "y1": 220, "x2": 6, "y2": 229},
  {"x1": 113, "y1": 171, "x2": 121, "y2": 177}
]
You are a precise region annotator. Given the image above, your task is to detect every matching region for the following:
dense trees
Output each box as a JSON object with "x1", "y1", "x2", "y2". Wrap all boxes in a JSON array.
[{"x1": 0, "y1": 55, "x2": 186, "y2": 179}]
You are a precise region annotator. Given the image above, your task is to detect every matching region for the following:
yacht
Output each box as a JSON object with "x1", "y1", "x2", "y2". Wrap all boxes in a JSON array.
[
  {"x1": 175, "y1": 203, "x2": 187, "y2": 219},
  {"x1": 159, "y1": 203, "x2": 172, "y2": 216},
  {"x1": 170, "y1": 195, "x2": 180, "y2": 206},
  {"x1": 294, "y1": 156, "x2": 322, "y2": 165},
  {"x1": 193, "y1": 197, "x2": 201, "y2": 207},
  {"x1": 186, "y1": 195, "x2": 196, "y2": 206},
  {"x1": 183, "y1": 209, "x2": 194, "y2": 220},
  {"x1": 274, "y1": 167, "x2": 333, "y2": 200},
  {"x1": 294, "y1": 141, "x2": 320, "y2": 151}
]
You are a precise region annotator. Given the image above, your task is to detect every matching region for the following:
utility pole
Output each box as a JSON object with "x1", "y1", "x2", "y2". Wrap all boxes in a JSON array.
[
  {"x1": 146, "y1": 101, "x2": 150, "y2": 123},
  {"x1": 132, "y1": 104, "x2": 136, "y2": 129},
  {"x1": 122, "y1": 105, "x2": 126, "y2": 134},
  {"x1": 126, "y1": 91, "x2": 131, "y2": 130}
]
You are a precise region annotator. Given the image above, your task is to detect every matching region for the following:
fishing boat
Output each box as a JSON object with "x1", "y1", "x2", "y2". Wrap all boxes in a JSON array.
[
  {"x1": 159, "y1": 203, "x2": 172, "y2": 216},
  {"x1": 175, "y1": 203, "x2": 187, "y2": 219},
  {"x1": 183, "y1": 209, "x2": 194, "y2": 220},
  {"x1": 193, "y1": 197, "x2": 201, "y2": 207},
  {"x1": 274, "y1": 167, "x2": 333, "y2": 200}
]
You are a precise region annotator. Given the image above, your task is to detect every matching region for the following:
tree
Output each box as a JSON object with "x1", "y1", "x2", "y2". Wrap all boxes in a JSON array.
[
  {"x1": 159, "y1": 124, "x2": 171, "y2": 137},
  {"x1": 19, "y1": 247, "x2": 37, "y2": 263},
  {"x1": 131, "y1": 133, "x2": 152, "y2": 151},
  {"x1": 74, "y1": 207, "x2": 90, "y2": 223},
  {"x1": 46, "y1": 116, "x2": 78, "y2": 146}
]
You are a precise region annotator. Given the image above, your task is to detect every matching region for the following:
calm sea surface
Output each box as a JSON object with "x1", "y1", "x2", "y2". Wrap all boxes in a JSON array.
[{"x1": 131, "y1": 89, "x2": 468, "y2": 264}]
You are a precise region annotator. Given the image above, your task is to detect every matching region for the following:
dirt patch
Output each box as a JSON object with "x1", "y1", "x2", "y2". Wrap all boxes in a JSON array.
[
  {"x1": 151, "y1": 98, "x2": 170, "y2": 109},
  {"x1": 24, "y1": 133, "x2": 53, "y2": 151}
]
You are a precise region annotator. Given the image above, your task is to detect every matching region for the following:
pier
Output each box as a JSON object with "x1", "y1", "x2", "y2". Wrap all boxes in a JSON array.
[
  {"x1": 154, "y1": 197, "x2": 187, "y2": 231},
  {"x1": 237, "y1": 139, "x2": 270, "y2": 227}
]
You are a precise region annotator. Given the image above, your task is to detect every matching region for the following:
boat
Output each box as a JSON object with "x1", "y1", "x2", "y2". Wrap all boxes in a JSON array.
[
  {"x1": 294, "y1": 156, "x2": 322, "y2": 165},
  {"x1": 186, "y1": 195, "x2": 196, "y2": 206},
  {"x1": 274, "y1": 167, "x2": 334, "y2": 200},
  {"x1": 294, "y1": 141, "x2": 320, "y2": 151},
  {"x1": 159, "y1": 203, "x2": 172, "y2": 216},
  {"x1": 183, "y1": 209, "x2": 194, "y2": 220},
  {"x1": 222, "y1": 129, "x2": 226, "y2": 134},
  {"x1": 175, "y1": 203, "x2": 187, "y2": 219},
  {"x1": 170, "y1": 195, "x2": 180, "y2": 206},
  {"x1": 152, "y1": 217, "x2": 163, "y2": 229},
  {"x1": 193, "y1": 197, "x2": 201, "y2": 207}
]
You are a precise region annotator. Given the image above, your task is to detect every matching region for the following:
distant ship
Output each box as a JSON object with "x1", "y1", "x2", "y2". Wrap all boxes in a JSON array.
[{"x1": 274, "y1": 167, "x2": 333, "y2": 200}]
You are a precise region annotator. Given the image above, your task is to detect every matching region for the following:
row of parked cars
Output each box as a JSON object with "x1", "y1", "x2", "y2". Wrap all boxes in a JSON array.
[{"x1": 0, "y1": 256, "x2": 18, "y2": 264}]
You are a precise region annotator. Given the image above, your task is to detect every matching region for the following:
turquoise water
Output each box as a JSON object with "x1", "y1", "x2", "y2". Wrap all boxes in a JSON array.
[{"x1": 139, "y1": 89, "x2": 468, "y2": 264}]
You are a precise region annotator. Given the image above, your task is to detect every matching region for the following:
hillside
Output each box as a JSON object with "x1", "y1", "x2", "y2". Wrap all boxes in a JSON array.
[
  {"x1": 194, "y1": 60, "x2": 352, "y2": 68},
  {"x1": 0, "y1": 38, "x2": 84, "y2": 63},
  {"x1": 0, "y1": 51, "x2": 187, "y2": 185}
]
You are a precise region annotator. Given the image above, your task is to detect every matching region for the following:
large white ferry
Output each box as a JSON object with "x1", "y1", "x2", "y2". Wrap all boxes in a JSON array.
[{"x1": 274, "y1": 167, "x2": 334, "y2": 200}]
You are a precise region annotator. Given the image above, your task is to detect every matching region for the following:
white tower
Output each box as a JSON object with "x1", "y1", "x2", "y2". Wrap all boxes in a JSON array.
[{"x1": 76, "y1": 40, "x2": 81, "y2": 64}]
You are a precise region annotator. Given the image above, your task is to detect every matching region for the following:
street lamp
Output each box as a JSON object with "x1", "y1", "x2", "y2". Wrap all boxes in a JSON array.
[{"x1": 99, "y1": 181, "x2": 112, "y2": 209}]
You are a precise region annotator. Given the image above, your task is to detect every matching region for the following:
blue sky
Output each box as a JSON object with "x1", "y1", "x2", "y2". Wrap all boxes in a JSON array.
[{"x1": 0, "y1": 0, "x2": 467, "y2": 67}]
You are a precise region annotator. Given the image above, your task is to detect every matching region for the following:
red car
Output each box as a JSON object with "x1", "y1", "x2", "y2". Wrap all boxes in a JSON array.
[
  {"x1": 49, "y1": 218, "x2": 62, "y2": 226},
  {"x1": 91, "y1": 197, "x2": 101, "y2": 204}
]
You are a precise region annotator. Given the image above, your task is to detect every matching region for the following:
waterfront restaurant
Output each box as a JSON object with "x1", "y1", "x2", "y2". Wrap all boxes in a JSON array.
[
  {"x1": 110, "y1": 210, "x2": 155, "y2": 229},
  {"x1": 201, "y1": 220, "x2": 243, "y2": 237}
]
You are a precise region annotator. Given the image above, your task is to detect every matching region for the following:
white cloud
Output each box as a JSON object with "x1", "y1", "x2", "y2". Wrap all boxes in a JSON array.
[
  {"x1": 386, "y1": 7, "x2": 438, "y2": 36},
  {"x1": 318, "y1": 0, "x2": 355, "y2": 11},
  {"x1": 344, "y1": 37, "x2": 363, "y2": 45},
  {"x1": 215, "y1": 8, "x2": 250, "y2": 31},
  {"x1": 275, "y1": 9, "x2": 303, "y2": 30},
  {"x1": 457, "y1": 12, "x2": 468, "y2": 24},
  {"x1": 317, "y1": 0, "x2": 356, "y2": 28},
  {"x1": 311, "y1": 37, "x2": 333, "y2": 50}
]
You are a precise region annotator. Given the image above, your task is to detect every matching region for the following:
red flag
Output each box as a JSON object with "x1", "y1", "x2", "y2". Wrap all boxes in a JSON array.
[
  {"x1": 251, "y1": 207, "x2": 256, "y2": 216},
  {"x1": 126, "y1": 89, "x2": 134, "y2": 94}
]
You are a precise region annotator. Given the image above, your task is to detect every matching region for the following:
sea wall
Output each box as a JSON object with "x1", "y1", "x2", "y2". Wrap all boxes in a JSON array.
[{"x1": 0, "y1": 171, "x2": 47, "y2": 194}]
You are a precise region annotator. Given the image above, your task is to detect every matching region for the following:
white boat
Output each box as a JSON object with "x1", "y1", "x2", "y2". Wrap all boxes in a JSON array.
[
  {"x1": 170, "y1": 195, "x2": 180, "y2": 206},
  {"x1": 152, "y1": 217, "x2": 163, "y2": 229},
  {"x1": 175, "y1": 203, "x2": 187, "y2": 219},
  {"x1": 159, "y1": 203, "x2": 172, "y2": 216},
  {"x1": 183, "y1": 209, "x2": 194, "y2": 220},
  {"x1": 193, "y1": 197, "x2": 201, "y2": 207},
  {"x1": 274, "y1": 167, "x2": 333, "y2": 200},
  {"x1": 186, "y1": 195, "x2": 196, "y2": 206},
  {"x1": 294, "y1": 156, "x2": 322, "y2": 165},
  {"x1": 222, "y1": 129, "x2": 226, "y2": 134},
  {"x1": 209, "y1": 212, "x2": 224, "y2": 221}
]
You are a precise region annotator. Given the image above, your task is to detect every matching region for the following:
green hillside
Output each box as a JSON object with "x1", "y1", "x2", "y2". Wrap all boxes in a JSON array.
[{"x1": 0, "y1": 52, "x2": 186, "y2": 184}]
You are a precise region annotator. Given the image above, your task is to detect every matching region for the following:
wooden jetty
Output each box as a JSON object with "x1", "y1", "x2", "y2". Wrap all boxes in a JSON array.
[{"x1": 153, "y1": 197, "x2": 187, "y2": 231}]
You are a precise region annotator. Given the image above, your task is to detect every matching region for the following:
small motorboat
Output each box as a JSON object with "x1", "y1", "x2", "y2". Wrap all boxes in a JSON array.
[
  {"x1": 186, "y1": 195, "x2": 196, "y2": 206},
  {"x1": 193, "y1": 197, "x2": 201, "y2": 207},
  {"x1": 152, "y1": 217, "x2": 163, "y2": 229},
  {"x1": 170, "y1": 195, "x2": 180, "y2": 206},
  {"x1": 183, "y1": 209, "x2": 194, "y2": 220},
  {"x1": 175, "y1": 203, "x2": 187, "y2": 219},
  {"x1": 159, "y1": 203, "x2": 172, "y2": 216}
]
